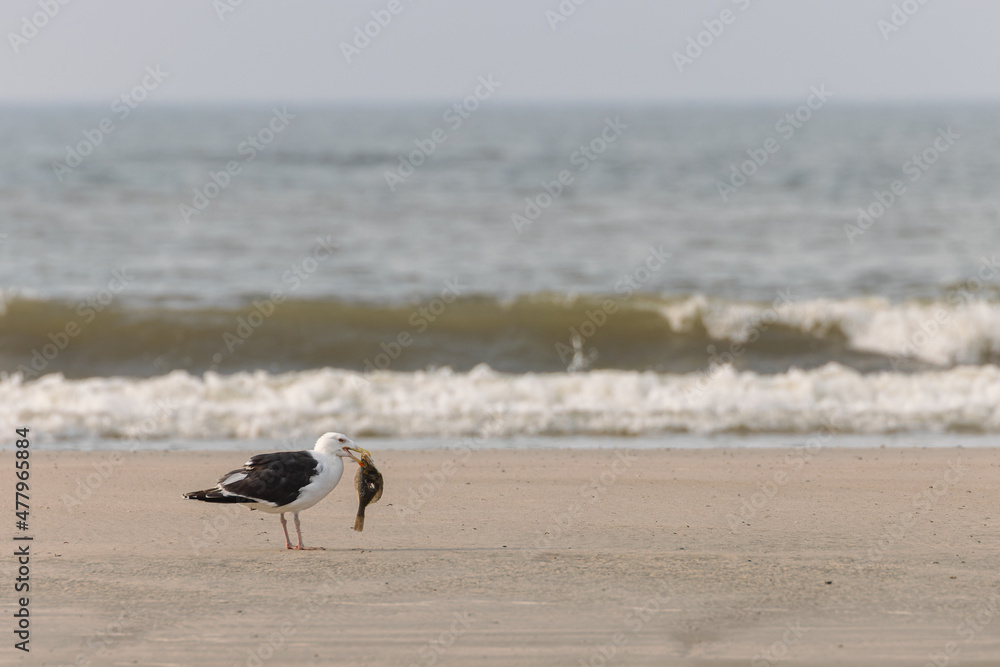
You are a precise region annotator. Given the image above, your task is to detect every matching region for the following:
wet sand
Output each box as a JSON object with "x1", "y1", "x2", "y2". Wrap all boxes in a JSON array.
[{"x1": 10, "y1": 446, "x2": 1000, "y2": 666}]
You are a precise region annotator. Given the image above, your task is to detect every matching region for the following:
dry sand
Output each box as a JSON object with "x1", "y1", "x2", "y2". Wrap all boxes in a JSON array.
[{"x1": 7, "y1": 445, "x2": 1000, "y2": 666}]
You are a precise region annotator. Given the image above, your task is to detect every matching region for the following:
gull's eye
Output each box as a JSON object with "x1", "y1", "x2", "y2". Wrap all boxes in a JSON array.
[{"x1": 338, "y1": 437, "x2": 345, "y2": 443}]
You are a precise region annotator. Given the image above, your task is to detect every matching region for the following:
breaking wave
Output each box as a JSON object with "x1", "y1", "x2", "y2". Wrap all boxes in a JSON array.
[
  {"x1": 3, "y1": 292, "x2": 1000, "y2": 378},
  {"x1": 4, "y1": 363, "x2": 1000, "y2": 441}
]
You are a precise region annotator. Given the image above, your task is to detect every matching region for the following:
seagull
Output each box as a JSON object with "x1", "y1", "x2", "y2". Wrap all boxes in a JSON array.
[{"x1": 184, "y1": 432, "x2": 368, "y2": 550}]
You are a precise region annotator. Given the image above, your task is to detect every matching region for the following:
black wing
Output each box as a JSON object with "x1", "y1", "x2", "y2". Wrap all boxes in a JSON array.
[{"x1": 218, "y1": 451, "x2": 319, "y2": 507}]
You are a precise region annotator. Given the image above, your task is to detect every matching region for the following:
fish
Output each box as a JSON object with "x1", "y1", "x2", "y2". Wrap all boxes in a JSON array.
[{"x1": 353, "y1": 453, "x2": 384, "y2": 532}]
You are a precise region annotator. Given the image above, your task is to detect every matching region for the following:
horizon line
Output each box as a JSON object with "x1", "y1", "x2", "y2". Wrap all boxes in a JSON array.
[{"x1": 2, "y1": 96, "x2": 1000, "y2": 108}]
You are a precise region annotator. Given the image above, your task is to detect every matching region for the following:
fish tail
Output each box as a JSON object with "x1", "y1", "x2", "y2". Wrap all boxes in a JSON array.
[{"x1": 353, "y1": 514, "x2": 365, "y2": 532}]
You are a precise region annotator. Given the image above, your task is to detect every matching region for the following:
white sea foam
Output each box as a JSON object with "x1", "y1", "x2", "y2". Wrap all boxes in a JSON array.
[
  {"x1": 659, "y1": 294, "x2": 1000, "y2": 366},
  {"x1": 4, "y1": 364, "x2": 1000, "y2": 441}
]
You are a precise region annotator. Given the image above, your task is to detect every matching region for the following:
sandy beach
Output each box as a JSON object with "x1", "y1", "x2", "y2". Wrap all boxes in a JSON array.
[{"x1": 9, "y1": 445, "x2": 1000, "y2": 666}]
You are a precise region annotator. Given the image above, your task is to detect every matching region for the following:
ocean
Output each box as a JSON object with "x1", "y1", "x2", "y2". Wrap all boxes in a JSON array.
[{"x1": 3, "y1": 103, "x2": 1000, "y2": 448}]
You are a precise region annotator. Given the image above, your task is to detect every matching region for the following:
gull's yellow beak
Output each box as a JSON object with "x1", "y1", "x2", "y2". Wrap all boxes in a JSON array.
[{"x1": 341, "y1": 446, "x2": 365, "y2": 464}]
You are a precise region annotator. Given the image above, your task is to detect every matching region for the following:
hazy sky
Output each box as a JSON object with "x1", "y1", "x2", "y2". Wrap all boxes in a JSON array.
[{"x1": 3, "y1": 0, "x2": 998, "y2": 103}]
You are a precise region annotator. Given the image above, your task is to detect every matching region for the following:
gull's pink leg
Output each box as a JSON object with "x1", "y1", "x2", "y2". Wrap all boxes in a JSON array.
[
  {"x1": 292, "y1": 512, "x2": 324, "y2": 550},
  {"x1": 279, "y1": 513, "x2": 294, "y2": 550}
]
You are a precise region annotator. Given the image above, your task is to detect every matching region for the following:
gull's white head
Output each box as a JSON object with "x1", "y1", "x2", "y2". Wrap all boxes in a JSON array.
[
  {"x1": 314, "y1": 432, "x2": 354, "y2": 456},
  {"x1": 314, "y1": 432, "x2": 368, "y2": 464}
]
